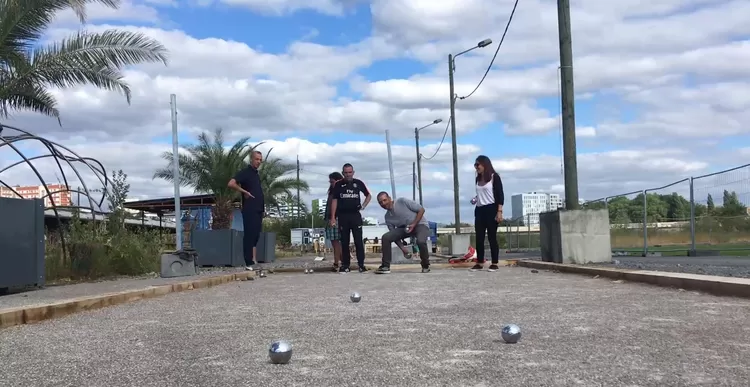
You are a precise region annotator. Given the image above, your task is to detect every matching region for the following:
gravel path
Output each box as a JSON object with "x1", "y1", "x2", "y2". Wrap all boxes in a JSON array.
[
  {"x1": 0, "y1": 255, "x2": 447, "y2": 310},
  {"x1": 1, "y1": 267, "x2": 749, "y2": 386}
]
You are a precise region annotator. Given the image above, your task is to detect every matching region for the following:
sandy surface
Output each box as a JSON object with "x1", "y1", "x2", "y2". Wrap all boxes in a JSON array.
[{"x1": 1, "y1": 267, "x2": 749, "y2": 387}]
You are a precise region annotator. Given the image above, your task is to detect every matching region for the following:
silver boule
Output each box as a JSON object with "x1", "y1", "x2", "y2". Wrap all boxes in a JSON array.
[
  {"x1": 501, "y1": 324, "x2": 522, "y2": 343},
  {"x1": 268, "y1": 340, "x2": 293, "y2": 364},
  {"x1": 259, "y1": 271, "x2": 266, "y2": 278},
  {"x1": 350, "y1": 292, "x2": 361, "y2": 303}
]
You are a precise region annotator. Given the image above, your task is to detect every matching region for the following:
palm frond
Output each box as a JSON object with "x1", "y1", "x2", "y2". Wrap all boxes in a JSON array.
[
  {"x1": 26, "y1": 30, "x2": 169, "y2": 102},
  {"x1": 0, "y1": 0, "x2": 168, "y2": 120}
]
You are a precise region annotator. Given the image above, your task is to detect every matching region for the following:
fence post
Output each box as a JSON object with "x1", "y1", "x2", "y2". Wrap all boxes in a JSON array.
[
  {"x1": 642, "y1": 190, "x2": 648, "y2": 257},
  {"x1": 604, "y1": 196, "x2": 609, "y2": 210},
  {"x1": 526, "y1": 213, "x2": 531, "y2": 249},
  {"x1": 689, "y1": 177, "x2": 696, "y2": 254}
]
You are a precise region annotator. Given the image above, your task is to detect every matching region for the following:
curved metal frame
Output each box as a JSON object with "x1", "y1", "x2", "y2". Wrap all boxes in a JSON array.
[{"x1": 0, "y1": 123, "x2": 111, "y2": 263}]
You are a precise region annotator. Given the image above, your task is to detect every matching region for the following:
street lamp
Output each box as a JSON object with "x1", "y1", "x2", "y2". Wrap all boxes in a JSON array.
[
  {"x1": 414, "y1": 118, "x2": 443, "y2": 206},
  {"x1": 448, "y1": 38, "x2": 492, "y2": 234}
]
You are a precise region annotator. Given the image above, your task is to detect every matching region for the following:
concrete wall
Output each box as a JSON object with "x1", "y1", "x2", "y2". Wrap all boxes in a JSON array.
[
  {"x1": 540, "y1": 209, "x2": 611, "y2": 264},
  {"x1": 450, "y1": 234, "x2": 470, "y2": 256}
]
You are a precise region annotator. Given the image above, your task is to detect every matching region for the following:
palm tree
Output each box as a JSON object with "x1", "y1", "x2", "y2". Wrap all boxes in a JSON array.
[
  {"x1": 257, "y1": 152, "x2": 310, "y2": 215},
  {"x1": 153, "y1": 128, "x2": 311, "y2": 230},
  {"x1": 153, "y1": 128, "x2": 256, "y2": 230},
  {"x1": 0, "y1": 0, "x2": 169, "y2": 121}
]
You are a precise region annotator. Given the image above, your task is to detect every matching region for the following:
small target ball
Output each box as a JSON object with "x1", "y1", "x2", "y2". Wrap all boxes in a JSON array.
[
  {"x1": 350, "y1": 292, "x2": 361, "y2": 303},
  {"x1": 268, "y1": 340, "x2": 293, "y2": 364},
  {"x1": 501, "y1": 324, "x2": 522, "y2": 343}
]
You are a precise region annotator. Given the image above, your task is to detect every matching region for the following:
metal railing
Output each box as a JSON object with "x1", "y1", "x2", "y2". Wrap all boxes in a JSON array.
[{"x1": 583, "y1": 163, "x2": 750, "y2": 256}]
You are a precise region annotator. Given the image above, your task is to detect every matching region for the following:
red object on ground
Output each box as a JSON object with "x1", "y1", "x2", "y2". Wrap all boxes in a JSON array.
[{"x1": 449, "y1": 246, "x2": 478, "y2": 264}]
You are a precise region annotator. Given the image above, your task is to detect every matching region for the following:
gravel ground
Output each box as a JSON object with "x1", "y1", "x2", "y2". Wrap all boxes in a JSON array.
[
  {"x1": 0, "y1": 255, "x2": 444, "y2": 310},
  {"x1": 1, "y1": 267, "x2": 749, "y2": 386},
  {"x1": 590, "y1": 256, "x2": 750, "y2": 279}
]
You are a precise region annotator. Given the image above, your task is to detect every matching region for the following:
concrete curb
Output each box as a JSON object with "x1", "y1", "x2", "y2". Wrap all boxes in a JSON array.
[
  {"x1": 0, "y1": 271, "x2": 257, "y2": 330},
  {"x1": 517, "y1": 260, "x2": 750, "y2": 298}
]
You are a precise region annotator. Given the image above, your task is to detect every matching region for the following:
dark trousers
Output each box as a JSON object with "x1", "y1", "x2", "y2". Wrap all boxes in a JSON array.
[
  {"x1": 338, "y1": 212, "x2": 365, "y2": 268},
  {"x1": 242, "y1": 210, "x2": 262, "y2": 266},
  {"x1": 474, "y1": 204, "x2": 499, "y2": 264},
  {"x1": 381, "y1": 224, "x2": 431, "y2": 268}
]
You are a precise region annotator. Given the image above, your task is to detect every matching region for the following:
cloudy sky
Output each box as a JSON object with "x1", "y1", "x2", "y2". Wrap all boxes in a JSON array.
[{"x1": 1, "y1": 0, "x2": 749, "y2": 223}]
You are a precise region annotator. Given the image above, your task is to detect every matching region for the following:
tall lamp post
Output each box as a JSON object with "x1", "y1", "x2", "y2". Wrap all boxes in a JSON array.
[
  {"x1": 414, "y1": 118, "x2": 443, "y2": 206},
  {"x1": 448, "y1": 38, "x2": 493, "y2": 234}
]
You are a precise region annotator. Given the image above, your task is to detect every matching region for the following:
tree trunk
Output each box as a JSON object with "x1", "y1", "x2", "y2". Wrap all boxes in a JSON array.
[{"x1": 212, "y1": 198, "x2": 233, "y2": 229}]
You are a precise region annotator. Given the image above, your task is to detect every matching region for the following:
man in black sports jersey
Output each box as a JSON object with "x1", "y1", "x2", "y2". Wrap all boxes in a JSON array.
[{"x1": 329, "y1": 163, "x2": 371, "y2": 273}]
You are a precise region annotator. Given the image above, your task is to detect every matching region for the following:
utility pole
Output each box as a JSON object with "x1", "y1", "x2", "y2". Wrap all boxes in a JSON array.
[
  {"x1": 296, "y1": 155, "x2": 300, "y2": 227},
  {"x1": 557, "y1": 0, "x2": 580, "y2": 210},
  {"x1": 414, "y1": 128, "x2": 424, "y2": 205},
  {"x1": 170, "y1": 94, "x2": 182, "y2": 250},
  {"x1": 385, "y1": 130, "x2": 397, "y2": 198},
  {"x1": 412, "y1": 162, "x2": 416, "y2": 201},
  {"x1": 448, "y1": 54, "x2": 461, "y2": 233}
]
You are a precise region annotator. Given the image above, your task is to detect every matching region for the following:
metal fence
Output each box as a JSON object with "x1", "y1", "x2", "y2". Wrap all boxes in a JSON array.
[
  {"x1": 583, "y1": 163, "x2": 750, "y2": 256},
  {"x1": 503, "y1": 215, "x2": 541, "y2": 252}
]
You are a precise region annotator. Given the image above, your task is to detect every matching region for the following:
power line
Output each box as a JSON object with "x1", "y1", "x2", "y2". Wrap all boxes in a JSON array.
[
  {"x1": 421, "y1": 117, "x2": 451, "y2": 161},
  {"x1": 458, "y1": 0, "x2": 520, "y2": 101}
]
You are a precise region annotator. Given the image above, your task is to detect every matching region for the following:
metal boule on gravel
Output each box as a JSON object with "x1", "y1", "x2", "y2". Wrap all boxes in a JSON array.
[
  {"x1": 501, "y1": 324, "x2": 522, "y2": 344},
  {"x1": 259, "y1": 271, "x2": 267, "y2": 278},
  {"x1": 350, "y1": 292, "x2": 361, "y2": 303},
  {"x1": 268, "y1": 340, "x2": 293, "y2": 364}
]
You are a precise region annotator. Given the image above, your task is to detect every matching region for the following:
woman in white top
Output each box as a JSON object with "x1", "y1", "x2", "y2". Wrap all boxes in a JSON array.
[{"x1": 470, "y1": 155, "x2": 505, "y2": 272}]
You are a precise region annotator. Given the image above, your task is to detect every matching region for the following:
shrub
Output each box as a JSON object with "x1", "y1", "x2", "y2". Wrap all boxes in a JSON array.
[{"x1": 45, "y1": 214, "x2": 162, "y2": 281}]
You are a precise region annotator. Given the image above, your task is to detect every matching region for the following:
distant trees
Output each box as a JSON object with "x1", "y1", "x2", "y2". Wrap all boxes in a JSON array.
[{"x1": 582, "y1": 190, "x2": 747, "y2": 223}]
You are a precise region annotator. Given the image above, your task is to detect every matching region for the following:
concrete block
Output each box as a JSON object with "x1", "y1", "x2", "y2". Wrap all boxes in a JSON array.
[
  {"x1": 390, "y1": 245, "x2": 412, "y2": 264},
  {"x1": 160, "y1": 250, "x2": 198, "y2": 278},
  {"x1": 540, "y1": 209, "x2": 611, "y2": 264},
  {"x1": 449, "y1": 234, "x2": 471, "y2": 256}
]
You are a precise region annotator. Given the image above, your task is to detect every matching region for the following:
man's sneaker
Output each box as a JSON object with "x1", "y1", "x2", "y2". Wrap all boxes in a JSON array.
[
  {"x1": 339, "y1": 267, "x2": 350, "y2": 274},
  {"x1": 245, "y1": 266, "x2": 254, "y2": 271},
  {"x1": 375, "y1": 266, "x2": 391, "y2": 274},
  {"x1": 469, "y1": 263, "x2": 484, "y2": 272},
  {"x1": 358, "y1": 266, "x2": 369, "y2": 273},
  {"x1": 421, "y1": 266, "x2": 431, "y2": 273},
  {"x1": 488, "y1": 264, "x2": 499, "y2": 272}
]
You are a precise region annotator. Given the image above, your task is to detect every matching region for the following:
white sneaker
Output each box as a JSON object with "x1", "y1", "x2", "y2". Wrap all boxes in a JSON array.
[{"x1": 245, "y1": 266, "x2": 254, "y2": 271}]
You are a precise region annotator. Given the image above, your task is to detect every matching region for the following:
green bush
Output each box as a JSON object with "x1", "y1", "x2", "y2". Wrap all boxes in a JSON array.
[{"x1": 45, "y1": 214, "x2": 162, "y2": 281}]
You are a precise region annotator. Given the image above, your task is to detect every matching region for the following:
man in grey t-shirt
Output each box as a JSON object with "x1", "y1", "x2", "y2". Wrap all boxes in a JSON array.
[{"x1": 374, "y1": 191, "x2": 431, "y2": 274}]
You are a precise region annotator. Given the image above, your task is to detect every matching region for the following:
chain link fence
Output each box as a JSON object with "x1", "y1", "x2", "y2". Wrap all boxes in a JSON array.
[{"x1": 582, "y1": 163, "x2": 750, "y2": 256}]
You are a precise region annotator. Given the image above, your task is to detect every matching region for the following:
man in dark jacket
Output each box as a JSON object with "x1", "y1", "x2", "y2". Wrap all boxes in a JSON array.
[{"x1": 228, "y1": 151, "x2": 265, "y2": 271}]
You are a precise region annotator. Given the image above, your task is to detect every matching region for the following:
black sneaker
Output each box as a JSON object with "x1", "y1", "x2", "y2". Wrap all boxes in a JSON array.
[
  {"x1": 375, "y1": 266, "x2": 391, "y2": 274},
  {"x1": 421, "y1": 266, "x2": 430, "y2": 273},
  {"x1": 339, "y1": 266, "x2": 350, "y2": 274},
  {"x1": 469, "y1": 263, "x2": 484, "y2": 272},
  {"x1": 488, "y1": 264, "x2": 499, "y2": 272},
  {"x1": 358, "y1": 266, "x2": 369, "y2": 273}
]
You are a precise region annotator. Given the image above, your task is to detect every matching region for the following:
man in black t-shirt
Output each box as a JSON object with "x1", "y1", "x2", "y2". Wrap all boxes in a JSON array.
[
  {"x1": 329, "y1": 163, "x2": 371, "y2": 273},
  {"x1": 228, "y1": 150, "x2": 265, "y2": 271}
]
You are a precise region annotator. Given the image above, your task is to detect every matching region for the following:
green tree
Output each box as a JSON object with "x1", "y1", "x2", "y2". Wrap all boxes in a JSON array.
[
  {"x1": 106, "y1": 169, "x2": 129, "y2": 234},
  {"x1": 257, "y1": 152, "x2": 310, "y2": 215},
  {"x1": 153, "y1": 128, "x2": 258, "y2": 230},
  {"x1": 663, "y1": 192, "x2": 690, "y2": 221},
  {"x1": 0, "y1": 0, "x2": 168, "y2": 121},
  {"x1": 720, "y1": 190, "x2": 746, "y2": 217},
  {"x1": 707, "y1": 194, "x2": 715, "y2": 214}
]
